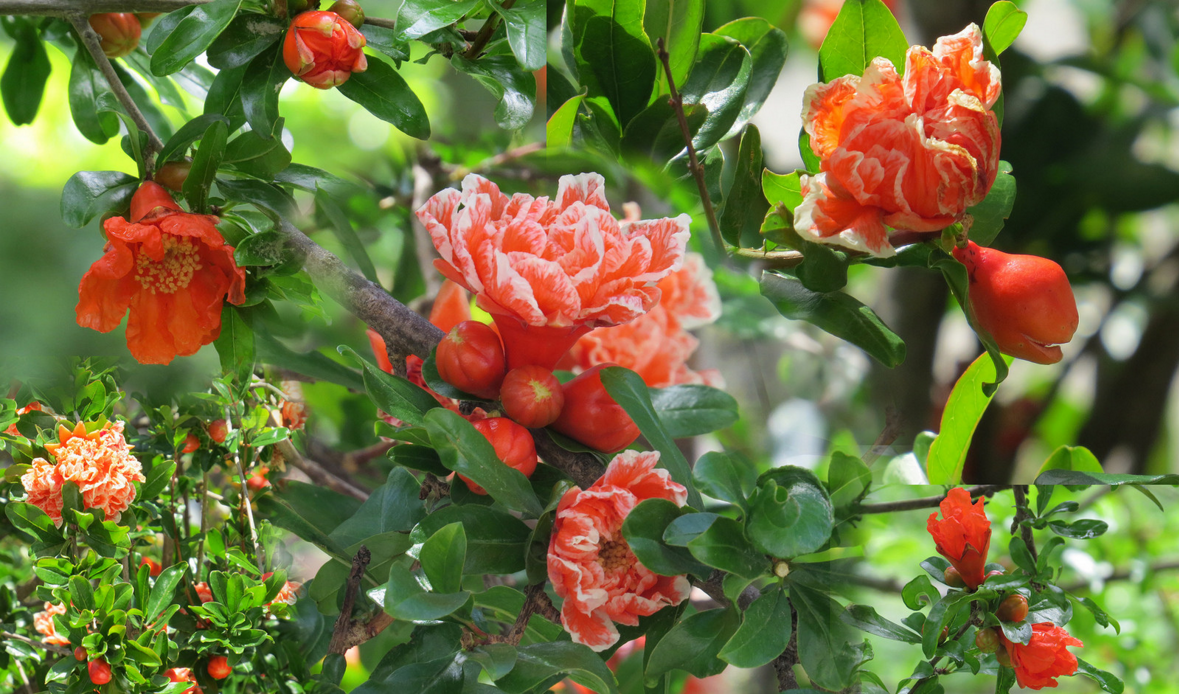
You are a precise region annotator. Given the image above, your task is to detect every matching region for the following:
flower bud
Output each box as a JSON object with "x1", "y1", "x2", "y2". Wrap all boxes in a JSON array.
[
  {"x1": 88, "y1": 658, "x2": 112, "y2": 685},
  {"x1": 328, "y1": 0, "x2": 365, "y2": 29},
  {"x1": 89, "y1": 13, "x2": 141, "y2": 58},
  {"x1": 996, "y1": 594, "x2": 1029, "y2": 623},
  {"x1": 74, "y1": 646, "x2": 86, "y2": 661},
  {"x1": 943, "y1": 566, "x2": 964, "y2": 587},
  {"x1": 773, "y1": 560, "x2": 790, "y2": 578},
  {"x1": 283, "y1": 10, "x2": 367, "y2": 90},
  {"x1": 182, "y1": 432, "x2": 200, "y2": 454},
  {"x1": 208, "y1": 419, "x2": 228, "y2": 444},
  {"x1": 459, "y1": 418, "x2": 537, "y2": 495},
  {"x1": 155, "y1": 160, "x2": 191, "y2": 192},
  {"x1": 500, "y1": 366, "x2": 564, "y2": 428},
  {"x1": 207, "y1": 655, "x2": 232, "y2": 680},
  {"x1": 436, "y1": 321, "x2": 507, "y2": 399},
  {"x1": 976, "y1": 627, "x2": 1001, "y2": 653},
  {"x1": 550, "y1": 364, "x2": 639, "y2": 453}
]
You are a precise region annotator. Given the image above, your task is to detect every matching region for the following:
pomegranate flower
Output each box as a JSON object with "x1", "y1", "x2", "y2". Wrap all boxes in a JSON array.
[
  {"x1": 33, "y1": 602, "x2": 70, "y2": 646},
  {"x1": 4, "y1": 401, "x2": 43, "y2": 437},
  {"x1": 417, "y1": 173, "x2": 690, "y2": 370},
  {"x1": 262, "y1": 572, "x2": 302, "y2": 610},
  {"x1": 999, "y1": 623, "x2": 1083, "y2": 690},
  {"x1": 926, "y1": 487, "x2": 991, "y2": 590},
  {"x1": 547, "y1": 450, "x2": 691, "y2": 651},
  {"x1": 21, "y1": 421, "x2": 145, "y2": 526},
  {"x1": 797, "y1": 24, "x2": 1001, "y2": 256},
  {"x1": 566, "y1": 253, "x2": 723, "y2": 388},
  {"x1": 75, "y1": 181, "x2": 246, "y2": 365},
  {"x1": 283, "y1": 10, "x2": 367, "y2": 89}
]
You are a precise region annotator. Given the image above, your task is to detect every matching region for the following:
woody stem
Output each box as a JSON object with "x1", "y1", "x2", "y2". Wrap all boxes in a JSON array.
[
  {"x1": 234, "y1": 451, "x2": 267, "y2": 575},
  {"x1": 655, "y1": 37, "x2": 727, "y2": 259},
  {"x1": 857, "y1": 485, "x2": 1011, "y2": 514},
  {"x1": 462, "y1": 0, "x2": 514, "y2": 60},
  {"x1": 1011, "y1": 486, "x2": 1038, "y2": 564}
]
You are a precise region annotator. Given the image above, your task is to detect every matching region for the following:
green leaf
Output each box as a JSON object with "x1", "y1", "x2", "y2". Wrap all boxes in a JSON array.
[
  {"x1": 926, "y1": 352, "x2": 1011, "y2": 484},
  {"x1": 1075, "y1": 658, "x2": 1124, "y2": 694},
  {"x1": 1033, "y1": 471, "x2": 1179, "y2": 486},
  {"x1": 818, "y1": 0, "x2": 908, "y2": 81},
  {"x1": 827, "y1": 452, "x2": 871, "y2": 508},
  {"x1": 932, "y1": 252, "x2": 1009, "y2": 394},
  {"x1": 420, "y1": 522, "x2": 467, "y2": 595},
  {"x1": 547, "y1": 91, "x2": 586, "y2": 148},
  {"x1": 760, "y1": 271, "x2": 905, "y2": 367},
  {"x1": 692, "y1": 452, "x2": 748, "y2": 511},
  {"x1": 451, "y1": 54, "x2": 536, "y2": 131},
  {"x1": 790, "y1": 582, "x2": 861, "y2": 691},
  {"x1": 183, "y1": 119, "x2": 228, "y2": 214},
  {"x1": 719, "y1": 588, "x2": 794, "y2": 668},
  {"x1": 423, "y1": 409, "x2": 543, "y2": 517},
  {"x1": 679, "y1": 34, "x2": 751, "y2": 151},
  {"x1": 34, "y1": 558, "x2": 73, "y2": 586},
  {"x1": 719, "y1": 124, "x2": 769, "y2": 248},
  {"x1": 747, "y1": 467, "x2": 833, "y2": 558},
  {"x1": 1, "y1": 18, "x2": 51, "y2": 126},
  {"x1": 337, "y1": 56, "x2": 431, "y2": 139},
  {"x1": 713, "y1": 17, "x2": 789, "y2": 139},
  {"x1": 339, "y1": 346, "x2": 440, "y2": 428},
  {"x1": 600, "y1": 367, "x2": 703, "y2": 509},
  {"x1": 409, "y1": 505, "x2": 531, "y2": 576},
  {"x1": 763, "y1": 169, "x2": 803, "y2": 209},
  {"x1": 329, "y1": 468, "x2": 424, "y2": 547},
  {"x1": 60, "y1": 171, "x2": 138, "y2": 228},
  {"x1": 397, "y1": 0, "x2": 480, "y2": 39},
  {"x1": 360, "y1": 24, "x2": 411, "y2": 63},
  {"x1": 495, "y1": 0, "x2": 545, "y2": 71},
  {"x1": 139, "y1": 459, "x2": 176, "y2": 501},
  {"x1": 680, "y1": 515, "x2": 767, "y2": 579},
  {"x1": 982, "y1": 1, "x2": 1028, "y2": 56},
  {"x1": 206, "y1": 12, "x2": 286, "y2": 69},
  {"x1": 643, "y1": 0, "x2": 705, "y2": 89},
  {"x1": 69, "y1": 48, "x2": 118, "y2": 144},
  {"x1": 213, "y1": 306, "x2": 255, "y2": 384},
  {"x1": 156, "y1": 113, "x2": 230, "y2": 166},
  {"x1": 220, "y1": 176, "x2": 299, "y2": 219},
  {"x1": 647, "y1": 607, "x2": 740, "y2": 679},
  {"x1": 255, "y1": 332, "x2": 363, "y2": 392},
  {"x1": 256, "y1": 481, "x2": 362, "y2": 558},
  {"x1": 901, "y1": 575, "x2": 938, "y2": 610},
  {"x1": 150, "y1": 0, "x2": 242, "y2": 75},
  {"x1": 145, "y1": 564, "x2": 186, "y2": 624},
  {"x1": 274, "y1": 163, "x2": 364, "y2": 198},
  {"x1": 1048, "y1": 519, "x2": 1108, "y2": 540},
  {"x1": 6, "y1": 502, "x2": 62, "y2": 544},
  {"x1": 497, "y1": 642, "x2": 619, "y2": 694},
  {"x1": 621, "y1": 499, "x2": 711, "y2": 579},
  {"x1": 1036, "y1": 445, "x2": 1104, "y2": 478},
  {"x1": 840, "y1": 603, "x2": 920, "y2": 643},
  {"x1": 576, "y1": 4, "x2": 656, "y2": 130},
  {"x1": 383, "y1": 570, "x2": 470, "y2": 621},
  {"x1": 965, "y1": 161, "x2": 1015, "y2": 247},
  {"x1": 240, "y1": 43, "x2": 290, "y2": 137},
  {"x1": 224, "y1": 118, "x2": 292, "y2": 178},
  {"x1": 649, "y1": 384, "x2": 738, "y2": 438},
  {"x1": 203, "y1": 62, "x2": 247, "y2": 130},
  {"x1": 316, "y1": 186, "x2": 378, "y2": 283}
]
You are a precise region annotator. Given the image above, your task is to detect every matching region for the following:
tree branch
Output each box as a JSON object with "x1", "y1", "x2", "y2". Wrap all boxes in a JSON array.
[
  {"x1": 462, "y1": 0, "x2": 513, "y2": 60},
  {"x1": 772, "y1": 602, "x2": 800, "y2": 691},
  {"x1": 328, "y1": 545, "x2": 371, "y2": 655},
  {"x1": 1011, "y1": 486, "x2": 1038, "y2": 564},
  {"x1": 857, "y1": 485, "x2": 1010, "y2": 515},
  {"x1": 67, "y1": 14, "x2": 166, "y2": 168},
  {"x1": 0, "y1": 0, "x2": 206, "y2": 14},
  {"x1": 1, "y1": 630, "x2": 70, "y2": 657}
]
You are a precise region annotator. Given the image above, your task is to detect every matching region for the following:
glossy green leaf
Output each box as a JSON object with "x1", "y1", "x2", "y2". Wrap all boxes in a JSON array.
[
  {"x1": 206, "y1": 12, "x2": 286, "y2": 69},
  {"x1": 410, "y1": 503, "x2": 531, "y2": 576},
  {"x1": 316, "y1": 186, "x2": 378, "y2": 283},
  {"x1": 183, "y1": 119, "x2": 228, "y2": 213},
  {"x1": 747, "y1": 467, "x2": 833, "y2": 558},
  {"x1": 338, "y1": 345, "x2": 440, "y2": 428},
  {"x1": 397, "y1": 0, "x2": 480, "y2": 39},
  {"x1": 139, "y1": 459, "x2": 176, "y2": 501},
  {"x1": 150, "y1": 0, "x2": 242, "y2": 75},
  {"x1": 1033, "y1": 470, "x2": 1179, "y2": 485},
  {"x1": 145, "y1": 564, "x2": 186, "y2": 624},
  {"x1": 649, "y1": 384, "x2": 738, "y2": 438},
  {"x1": 547, "y1": 92, "x2": 586, "y2": 148},
  {"x1": 497, "y1": 642, "x2": 618, "y2": 694},
  {"x1": 495, "y1": 0, "x2": 545, "y2": 71},
  {"x1": 156, "y1": 113, "x2": 229, "y2": 166},
  {"x1": 69, "y1": 48, "x2": 118, "y2": 144},
  {"x1": 643, "y1": 0, "x2": 704, "y2": 89},
  {"x1": 1074, "y1": 659, "x2": 1125, "y2": 694},
  {"x1": 241, "y1": 44, "x2": 290, "y2": 138},
  {"x1": 982, "y1": 1, "x2": 1028, "y2": 56},
  {"x1": 1, "y1": 18, "x2": 51, "y2": 126},
  {"x1": 926, "y1": 352, "x2": 1011, "y2": 484},
  {"x1": 1036, "y1": 445, "x2": 1104, "y2": 478},
  {"x1": 760, "y1": 271, "x2": 906, "y2": 368},
  {"x1": 790, "y1": 582, "x2": 861, "y2": 691},
  {"x1": 621, "y1": 499, "x2": 711, "y2": 578},
  {"x1": 213, "y1": 306, "x2": 255, "y2": 384},
  {"x1": 646, "y1": 607, "x2": 739, "y2": 679},
  {"x1": 328, "y1": 468, "x2": 424, "y2": 548},
  {"x1": 719, "y1": 124, "x2": 768, "y2": 247},
  {"x1": 576, "y1": 3, "x2": 656, "y2": 130},
  {"x1": 965, "y1": 161, "x2": 1015, "y2": 247},
  {"x1": 681, "y1": 515, "x2": 767, "y2": 579},
  {"x1": 420, "y1": 522, "x2": 467, "y2": 595},
  {"x1": 692, "y1": 452, "x2": 748, "y2": 511},
  {"x1": 827, "y1": 452, "x2": 871, "y2": 508},
  {"x1": 360, "y1": 24, "x2": 410, "y2": 63},
  {"x1": 338, "y1": 56, "x2": 431, "y2": 139},
  {"x1": 451, "y1": 54, "x2": 536, "y2": 131},
  {"x1": 60, "y1": 171, "x2": 138, "y2": 228},
  {"x1": 384, "y1": 569, "x2": 470, "y2": 621},
  {"x1": 719, "y1": 589, "x2": 793, "y2": 668},
  {"x1": 840, "y1": 603, "x2": 920, "y2": 643},
  {"x1": 818, "y1": 0, "x2": 908, "y2": 81},
  {"x1": 224, "y1": 118, "x2": 291, "y2": 177},
  {"x1": 679, "y1": 34, "x2": 751, "y2": 151},
  {"x1": 255, "y1": 481, "x2": 362, "y2": 558},
  {"x1": 714, "y1": 17, "x2": 788, "y2": 139}
]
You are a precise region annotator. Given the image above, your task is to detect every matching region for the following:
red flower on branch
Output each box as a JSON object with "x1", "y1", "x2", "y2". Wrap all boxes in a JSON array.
[
  {"x1": 417, "y1": 173, "x2": 690, "y2": 370},
  {"x1": 283, "y1": 10, "x2": 367, "y2": 89},
  {"x1": 5, "y1": 401, "x2": 43, "y2": 437},
  {"x1": 926, "y1": 487, "x2": 991, "y2": 590},
  {"x1": 797, "y1": 24, "x2": 1001, "y2": 256},
  {"x1": 547, "y1": 450, "x2": 691, "y2": 651},
  {"x1": 21, "y1": 421, "x2": 145, "y2": 526},
  {"x1": 33, "y1": 602, "x2": 70, "y2": 646},
  {"x1": 999, "y1": 623, "x2": 1083, "y2": 690},
  {"x1": 75, "y1": 182, "x2": 246, "y2": 365}
]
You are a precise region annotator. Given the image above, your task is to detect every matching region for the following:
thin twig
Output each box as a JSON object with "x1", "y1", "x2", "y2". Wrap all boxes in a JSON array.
[
  {"x1": 493, "y1": 583, "x2": 558, "y2": 646},
  {"x1": 328, "y1": 546, "x2": 371, "y2": 655},
  {"x1": 1063, "y1": 558, "x2": 1179, "y2": 593},
  {"x1": 363, "y1": 16, "x2": 398, "y2": 30},
  {"x1": 655, "y1": 37, "x2": 726, "y2": 257},
  {"x1": 0, "y1": 0, "x2": 206, "y2": 14},
  {"x1": 462, "y1": 0, "x2": 514, "y2": 60},
  {"x1": 857, "y1": 485, "x2": 1010, "y2": 515},
  {"x1": 1012, "y1": 486, "x2": 1038, "y2": 564},
  {"x1": 67, "y1": 14, "x2": 165, "y2": 171},
  {"x1": 234, "y1": 452, "x2": 267, "y2": 575},
  {"x1": 195, "y1": 471, "x2": 210, "y2": 578},
  {"x1": 730, "y1": 246, "x2": 804, "y2": 267},
  {"x1": 862, "y1": 405, "x2": 903, "y2": 466},
  {"x1": 1, "y1": 630, "x2": 70, "y2": 656}
]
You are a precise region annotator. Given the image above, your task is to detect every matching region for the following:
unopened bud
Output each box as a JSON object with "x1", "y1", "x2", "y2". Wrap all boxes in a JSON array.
[
  {"x1": 155, "y1": 160, "x2": 191, "y2": 192},
  {"x1": 943, "y1": 566, "x2": 964, "y2": 587},
  {"x1": 328, "y1": 0, "x2": 365, "y2": 29},
  {"x1": 975, "y1": 627, "x2": 1000, "y2": 653},
  {"x1": 773, "y1": 560, "x2": 789, "y2": 578}
]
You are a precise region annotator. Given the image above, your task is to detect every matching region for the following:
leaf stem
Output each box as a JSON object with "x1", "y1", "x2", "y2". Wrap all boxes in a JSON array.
[
  {"x1": 463, "y1": 0, "x2": 514, "y2": 60},
  {"x1": 857, "y1": 485, "x2": 1011, "y2": 515}
]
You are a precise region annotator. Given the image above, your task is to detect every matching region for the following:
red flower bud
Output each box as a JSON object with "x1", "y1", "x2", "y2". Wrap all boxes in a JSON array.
[
  {"x1": 155, "y1": 160, "x2": 191, "y2": 192},
  {"x1": 207, "y1": 655, "x2": 232, "y2": 680},
  {"x1": 459, "y1": 417, "x2": 537, "y2": 495},
  {"x1": 953, "y1": 241, "x2": 1078, "y2": 364},
  {"x1": 976, "y1": 627, "x2": 1000, "y2": 653},
  {"x1": 182, "y1": 432, "x2": 200, "y2": 454},
  {"x1": 500, "y1": 366, "x2": 565, "y2": 428},
  {"x1": 139, "y1": 557, "x2": 162, "y2": 577},
  {"x1": 328, "y1": 0, "x2": 365, "y2": 29},
  {"x1": 436, "y1": 321, "x2": 507, "y2": 399},
  {"x1": 943, "y1": 565, "x2": 964, "y2": 587},
  {"x1": 88, "y1": 658, "x2": 112, "y2": 685},
  {"x1": 74, "y1": 646, "x2": 86, "y2": 661},
  {"x1": 283, "y1": 10, "x2": 367, "y2": 90},
  {"x1": 550, "y1": 364, "x2": 639, "y2": 454},
  {"x1": 926, "y1": 488, "x2": 991, "y2": 590},
  {"x1": 208, "y1": 419, "x2": 228, "y2": 443},
  {"x1": 89, "y1": 13, "x2": 141, "y2": 58},
  {"x1": 996, "y1": 594, "x2": 1029, "y2": 623}
]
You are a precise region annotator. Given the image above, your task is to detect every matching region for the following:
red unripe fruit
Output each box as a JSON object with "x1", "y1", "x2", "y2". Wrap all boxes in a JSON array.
[
  {"x1": 208, "y1": 419, "x2": 228, "y2": 443},
  {"x1": 155, "y1": 160, "x2": 191, "y2": 192},
  {"x1": 328, "y1": 0, "x2": 365, "y2": 28},
  {"x1": 975, "y1": 627, "x2": 1001, "y2": 653},
  {"x1": 996, "y1": 594, "x2": 1029, "y2": 623},
  {"x1": 459, "y1": 418, "x2": 538, "y2": 495},
  {"x1": 550, "y1": 364, "x2": 639, "y2": 453},
  {"x1": 246, "y1": 466, "x2": 271, "y2": 491},
  {"x1": 88, "y1": 658, "x2": 112, "y2": 685},
  {"x1": 139, "y1": 557, "x2": 162, "y2": 576},
  {"x1": 207, "y1": 655, "x2": 232, "y2": 680},
  {"x1": 88, "y1": 13, "x2": 141, "y2": 58},
  {"x1": 436, "y1": 321, "x2": 507, "y2": 399},
  {"x1": 500, "y1": 366, "x2": 565, "y2": 428},
  {"x1": 74, "y1": 646, "x2": 86, "y2": 661},
  {"x1": 953, "y1": 241, "x2": 1078, "y2": 364},
  {"x1": 943, "y1": 566, "x2": 964, "y2": 587},
  {"x1": 182, "y1": 433, "x2": 200, "y2": 454}
]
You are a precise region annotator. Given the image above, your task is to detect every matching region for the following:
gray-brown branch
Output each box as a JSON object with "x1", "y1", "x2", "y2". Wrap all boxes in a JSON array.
[
  {"x1": 857, "y1": 485, "x2": 1011, "y2": 515},
  {"x1": 328, "y1": 545, "x2": 371, "y2": 655},
  {"x1": 0, "y1": 0, "x2": 206, "y2": 14}
]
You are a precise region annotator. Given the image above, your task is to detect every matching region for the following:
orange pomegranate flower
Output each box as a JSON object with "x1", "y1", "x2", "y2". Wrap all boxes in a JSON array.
[
  {"x1": 547, "y1": 450, "x2": 691, "y2": 652},
  {"x1": 926, "y1": 487, "x2": 991, "y2": 590},
  {"x1": 21, "y1": 421, "x2": 145, "y2": 526},
  {"x1": 33, "y1": 601, "x2": 70, "y2": 646},
  {"x1": 797, "y1": 24, "x2": 1001, "y2": 256},
  {"x1": 998, "y1": 623, "x2": 1083, "y2": 690},
  {"x1": 417, "y1": 173, "x2": 690, "y2": 370},
  {"x1": 4, "y1": 401, "x2": 43, "y2": 437},
  {"x1": 194, "y1": 582, "x2": 214, "y2": 604},
  {"x1": 262, "y1": 572, "x2": 302, "y2": 610},
  {"x1": 566, "y1": 253, "x2": 723, "y2": 388},
  {"x1": 76, "y1": 181, "x2": 246, "y2": 365}
]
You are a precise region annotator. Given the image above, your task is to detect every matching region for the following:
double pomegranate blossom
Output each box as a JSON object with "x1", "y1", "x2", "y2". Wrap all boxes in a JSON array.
[{"x1": 928, "y1": 489, "x2": 1083, "y2": 690}]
